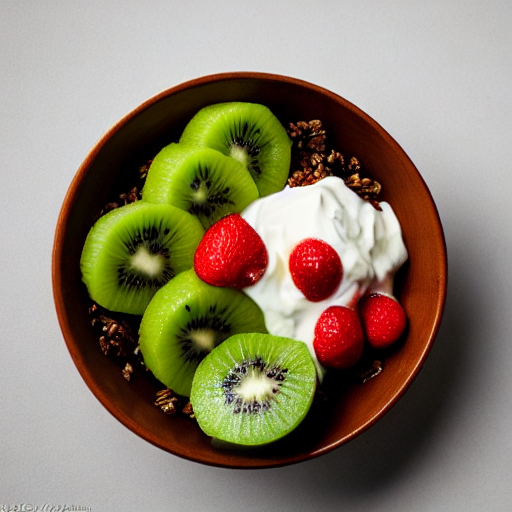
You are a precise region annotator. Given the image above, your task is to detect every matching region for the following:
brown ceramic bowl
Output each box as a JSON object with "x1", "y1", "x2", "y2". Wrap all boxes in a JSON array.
[{"x1": 52, "y1": 72, "x2": 447, "y2": 468}]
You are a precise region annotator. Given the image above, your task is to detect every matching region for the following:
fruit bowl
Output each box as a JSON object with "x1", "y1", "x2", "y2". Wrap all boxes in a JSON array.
[{"x1": 52, "y1": 72, "x2": 447, "y2": 468}]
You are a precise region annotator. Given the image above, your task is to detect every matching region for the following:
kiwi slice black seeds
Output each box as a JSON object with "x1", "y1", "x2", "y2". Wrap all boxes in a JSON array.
[
  {"x1": 142, "y1": 144, "x2": 258, "y2": 228},
  {"x1": 180, "y1": 102, "x2": 292, "y2": 197},
  {"x1": 80, "y1": 202, "x2": 204, "y2": 315},
  {"x1": 116, "y1": 262, "x2": 174, "y2": 290},
  {"x1": 191, "y1": 333, "x2": 316, "y2": 445},
  {"x1": 123, "y1": 225, "x2": 171, "y2": 253},
  {"x1": 139, "y1": 269, "x2": 267, "y2": 397},
  {"x1": 221, "y1": 357, "x2": 289, "y2": 414},
  {"x1": 117, "y1": 225, "x2": 175, "y2": 288},
  {"x1": 228, "y1": 121, "x2": 265, "y2": 178},
  {"x1": 187, "y1": 164, "x2": 235, "y2": 218},
  {"x1": 177, "y1": 304, "x2": 233, "y2": 364}
]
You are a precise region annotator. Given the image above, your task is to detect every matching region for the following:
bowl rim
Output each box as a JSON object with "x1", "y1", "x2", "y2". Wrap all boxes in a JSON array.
[{"x1": 52, "y1": 71, "x2": 448, "y2": 468}]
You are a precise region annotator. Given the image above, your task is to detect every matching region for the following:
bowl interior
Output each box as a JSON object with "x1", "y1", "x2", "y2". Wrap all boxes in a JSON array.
[{"x1": 53, "y1": 72, "x2": 447, "y2": 468}]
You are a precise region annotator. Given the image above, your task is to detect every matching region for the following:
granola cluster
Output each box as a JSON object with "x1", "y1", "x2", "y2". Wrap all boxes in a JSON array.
[
  {"x1": 96, "y1": 187, "x2": 140, "y2": 218},
  {"x1": 355, "y1": 359, "x2": 384, "y2": 384},
  {"x1": 154, "y1": 389, "x2": 194, "y2": 419},
  {"x1": 95, "y1": 160, "x2": 151, "y2": 218},
  {"x1": 89, "y1": 304, "x2": 137, "y2": 359},
  {"x1": 89, "y1": 302, "x2": 195, "y2": 417},
  {"x1": 287, "y1": 120, "x2": 382, "y2": 209},
  {"x1": 88, "y1": 303, "x2": 140, "y2": 381}
]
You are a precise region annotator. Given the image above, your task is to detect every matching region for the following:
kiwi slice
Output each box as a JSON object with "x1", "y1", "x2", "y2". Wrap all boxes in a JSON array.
[
  {"x1": 139, "y1": 269, "x2": 267, "y2": 397},
  {"x1": 190, "y1": 332, "x2": 317, "y2": 446},
  {"x1": 179, "y1": 102, "x2": 292, "y2": 197},
  {"x1": 142, "y1": 144, "x2": 259, "y2": 229},
  {"x1": 80, "y1": 202, "x2": 204, "y2": 315}
]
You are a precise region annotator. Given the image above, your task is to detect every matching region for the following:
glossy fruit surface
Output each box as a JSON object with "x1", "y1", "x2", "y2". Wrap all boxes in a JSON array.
[
  {"x1": 313, "y1": 306, "x2": 364, "y2": 369},
  {"x1": 289, "y1": 238, "x2": 343, "y2": 302},
  {"x1": 180, "y1": 102, "x2": 292, "y2": 197},
  {"x1": 194, "y1": 213, "x2": 268, "y2": 289},
  {"x1": 80, "y1": 201, "x2": 204, "y2": 315},
  {"x1": 359, "y1": 293, "x2": 407, "y2": 349},
  {"x1": 142, "y1": 144, "x2": 259, "y2": 229},
  {"x1": 139, "y1": 269, "x2": 267, "y2": 397},
  {"x1": 190, "y1": 332, "x2": 316, "y2": 446}
]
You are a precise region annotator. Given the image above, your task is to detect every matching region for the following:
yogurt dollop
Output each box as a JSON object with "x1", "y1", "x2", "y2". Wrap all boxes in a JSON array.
[{"x1": 241, "y1": 176, "x2": 408, "y2": 376}]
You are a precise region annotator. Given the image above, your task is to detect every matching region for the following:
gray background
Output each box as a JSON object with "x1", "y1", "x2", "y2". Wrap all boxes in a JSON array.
[{"x1": 1, "y1": 1, "x2": 511, "y2": 510}]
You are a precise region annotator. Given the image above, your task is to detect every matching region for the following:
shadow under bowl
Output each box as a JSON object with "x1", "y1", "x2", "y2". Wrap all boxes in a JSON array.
[{"x1": 52, "y1": 72, "x2": 447, "y2": 469}]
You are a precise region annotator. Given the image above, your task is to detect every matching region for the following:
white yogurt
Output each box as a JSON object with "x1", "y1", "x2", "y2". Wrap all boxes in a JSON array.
[{"x1": 241, "y1": 176, "x2": 408, "y2": 377}]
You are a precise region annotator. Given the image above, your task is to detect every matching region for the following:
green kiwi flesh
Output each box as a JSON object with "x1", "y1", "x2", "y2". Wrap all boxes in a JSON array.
[
  {"x1": 138, "y1": 269, "x2": 267, "y2": 397},
  {"x1": 190, "y1": 333, "x2": 317, "y2": 446},
  {"x1": 142, "y1": 144, "x2": 259, "y2": 229},
  {"x1": 179, "y1": 102, "x2": 292, "y2": 197},
  {"x1": 80, "y1": 202, "x2": 204, "y2": 315}
]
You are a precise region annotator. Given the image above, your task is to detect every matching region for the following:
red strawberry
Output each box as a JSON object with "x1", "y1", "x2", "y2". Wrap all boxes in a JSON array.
[
  {"x1": 194, "y1": 213, "x2": 268, "y2": 289},
  {"x1": 313, "y1": 306, "x2": 364, "y2": 369},
  {"x1": 359, "y1": 293, "x2": 407, "y2": 349},
  {"x1": 289, "y1": 238, "x2": 343, "y2": 302}
]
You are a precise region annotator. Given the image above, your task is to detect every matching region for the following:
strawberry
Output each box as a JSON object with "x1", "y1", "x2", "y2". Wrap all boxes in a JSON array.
[
  {"x1": 359, "y1": 293, "x2": 407, "y2": 349},
  {"x1": 194, "y1": 213, "x2": 268, "y2": 289},
  {"x1": 289, "y1": 238, "x2": 343, "y2": 302},
  {"x1": 313, "y1": 306, "x2": 364, "y2": 369}
]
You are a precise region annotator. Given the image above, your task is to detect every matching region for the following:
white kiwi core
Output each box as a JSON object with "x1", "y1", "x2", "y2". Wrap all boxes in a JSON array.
[
  {"x1": 192, "y1": 182, "x2": 208, "y2": 203},
  {"x1": 236, "y1": 369, "x2": 275, "y2": 402},
  {"x1": 130, "y1": 245, "x2": 165, "y2": 277},
  {"x1": 229, "y1": 145, "x2": 250, "y2": 167},
  {"x1": 190, "y1": 329, "x2": 217, "y2": 352}
]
